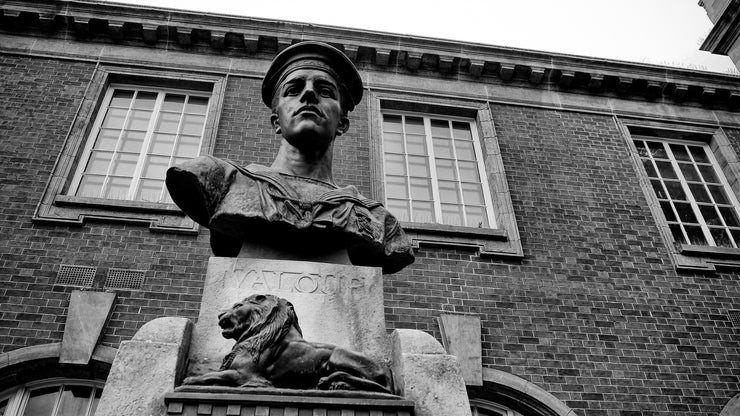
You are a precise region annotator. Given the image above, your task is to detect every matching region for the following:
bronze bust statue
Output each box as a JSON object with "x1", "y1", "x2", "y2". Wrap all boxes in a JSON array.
[{"x1": 166, "y1": 41, "x2": 413, "y2": 274}]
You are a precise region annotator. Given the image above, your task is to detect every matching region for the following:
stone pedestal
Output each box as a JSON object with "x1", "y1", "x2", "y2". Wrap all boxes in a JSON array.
[{"x1": 188, "y1": 257, "x2": 390, "y2": 375}]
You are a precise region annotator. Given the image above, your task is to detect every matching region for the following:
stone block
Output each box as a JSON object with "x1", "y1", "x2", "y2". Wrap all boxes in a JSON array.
[
  {"x1": 189, "y1": 257, "x2": 389, "y2": 375},
  {"x1": 391, "y1": 329, "x2": 471, "y2": 416},
  {"x1": 60, "y1": 290, "x2": 116, "y2": 365},
  {"x1": 438, "y1": 314, "x2": 482, "y2": 386},
  {"x1": 95, "y1": 317, "x2": 192, "y2": 416}
]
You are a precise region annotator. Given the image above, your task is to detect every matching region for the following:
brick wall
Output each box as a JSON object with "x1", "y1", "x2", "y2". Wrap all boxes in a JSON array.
[{"x1": 1, "y1": 53, "x2": 739, "y2": 415}]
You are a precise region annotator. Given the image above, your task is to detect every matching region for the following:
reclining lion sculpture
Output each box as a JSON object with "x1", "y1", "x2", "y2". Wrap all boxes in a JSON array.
[{"x1": 182, "y1": 294, "x2": 394, "y2": 394}]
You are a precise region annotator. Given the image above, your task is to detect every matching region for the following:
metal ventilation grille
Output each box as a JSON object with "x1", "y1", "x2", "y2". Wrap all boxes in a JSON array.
[
  {"x1": 55, "y1": 265, "x2": 96, "y2": 287},
  {"x1": 729, "y1": 311, "x2": 740, "y2": 327},
  {"x1": 104, "y1": 269, "x2": 145, "y2": 290}
]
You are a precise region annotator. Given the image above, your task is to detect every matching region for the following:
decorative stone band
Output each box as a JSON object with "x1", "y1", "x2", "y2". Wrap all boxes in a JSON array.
[{"x1": 165, "y1": 387, "x2": 414, "y2": 416}]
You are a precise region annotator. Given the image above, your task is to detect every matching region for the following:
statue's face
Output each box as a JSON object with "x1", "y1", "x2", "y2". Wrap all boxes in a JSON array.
[{"x1": 272, "y1": 68, "x2": 348, "y2": 152}]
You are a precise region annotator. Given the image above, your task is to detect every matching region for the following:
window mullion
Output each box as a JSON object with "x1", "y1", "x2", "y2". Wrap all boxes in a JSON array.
[
  {"x1": 161, "y1": 96, "x2": 188, "y2": 203},
  {"x1": 83, "y1": 387, "x2": 96, "y2": 416},
  {"x1": 425, "y1": 117, "x2": 442, "y2": 222},
  {"x1": 49, "y1": 385, "x2": 64, "y2": 416},
  {"x1": 665, "y1": 143, "x2": 715, "y2": 246},
  {"x1": 129, "y1": 91, "x2": 164, "y2": 201},
  {"x1": 472, "y1": 121, "x2": 496, "y2": 228},
  {"x1": 447, "y1": 120, "x2": 468, "y2": 226}
]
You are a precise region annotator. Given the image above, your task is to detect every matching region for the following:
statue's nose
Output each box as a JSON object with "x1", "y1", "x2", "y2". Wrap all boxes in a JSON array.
[{"x1": 217, "y1": 311, "x2": 227, "y2": 320}]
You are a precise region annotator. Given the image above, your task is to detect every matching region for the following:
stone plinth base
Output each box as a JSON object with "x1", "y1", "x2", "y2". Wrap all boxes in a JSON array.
[{"x1": 165, "y1": 387, "x2": 414, "y2": 416}]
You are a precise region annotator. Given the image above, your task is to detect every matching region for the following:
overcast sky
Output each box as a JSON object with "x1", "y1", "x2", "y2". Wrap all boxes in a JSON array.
[{"x1": 106, "y1": 0, "x2": 737, "y2": 75}]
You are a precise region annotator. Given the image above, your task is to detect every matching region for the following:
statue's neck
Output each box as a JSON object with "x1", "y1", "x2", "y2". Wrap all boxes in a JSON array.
[{"x1": 270, "y1": 140, "x2": 335, "y2": 185}]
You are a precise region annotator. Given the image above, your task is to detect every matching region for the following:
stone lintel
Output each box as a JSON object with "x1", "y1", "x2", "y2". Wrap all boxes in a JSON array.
[
  {"x1": 59, "y1": 290, "x2": 116, "y2": 365},
  {"x1": 499, "y1": 63, "x2": 515, "y2": 81},
  {"x1": 375, "y1": 48, "x2": 391, "y2": 66}
]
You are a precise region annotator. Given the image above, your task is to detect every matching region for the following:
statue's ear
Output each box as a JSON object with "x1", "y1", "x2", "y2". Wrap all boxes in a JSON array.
[
  {"x1": 270, "y1": 113, "x2": 281, "y2": 134},
  {"x1": 336, "y1": 116, "x2": 349, "y2": 136}
]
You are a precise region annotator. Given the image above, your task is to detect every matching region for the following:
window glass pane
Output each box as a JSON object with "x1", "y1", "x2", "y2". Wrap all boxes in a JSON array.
[
  {"x1": 699, "y1": 205, "x2": 722, "y2": 226},
  {"x1": 109, "y1": 89, "x2": 134, "y2": 108},
  {"x1": 708, "y1": 185, "x2": 729, "y2": 204},
  {"x1": 386, "y1": 199, "x2": 410, "y2": 222},
  {"x1": 175, "y1": 135, "x2": 201, "y2": 158},
  {"x1": 408, "y1": 156, "x2": 429, "y2": 177},
  {"x1": 180, "y1": 114, "x2": 205, "y2": 136},
  {"x1": 156, "y1": 112, "x2": 181, "y2": 133},
  {"x1": 441, "y1": 204, "x2": 464, "y2": 226},
  {"x1": 436, "y1": 159, "x2": 457, "y2": 180},
  {"x1": 430, "y1": 120, "x2": 450, "y2": 138},
  {"x1": 465, "y1": 206, "x2": 488, "y2": 228},
  {"x1": 384, "y1": 154, "x2": 406, "y2": 175},
  {"x1": 404, "y1": 117, "x2": 425, "y2": 135},
  {"x1": 126, "y1": 109, "x2": 153, "y2": 131},
  {"x1": 410, "y1": 177, "x2": 433, "y2": 200},
  {"x1": 133, "y1": 91, "x2": 157, "y2": 110},
  {"x1": 86, "y1": 151, "x2": 113, "y2": 174},
  {"x1": 664, "y1": 181, "x2": 686, "y2": 200},
  {"x1": 684, "y1": 225, "x2": 707, "y2": 245},
  {"x1": 110, "y1": 153, "x2": 138, "y2": 176},
  {"x1": 677, "y1": 163, "x2": 700, "y2": 182},
  {"x1": 0, "y1": 397, "x2": 8, "y2": 416},
  {"x1": 383, "y1": 132, "x2": 404, "y2": 153},
  {"x1": 383, "y1": 115, "x2": 403, "y2": 133},
  {"x1": 458, "y1": 161, "x2": 480, "y2": 182},
  {"x1": 406, "y1": 135, "x2": 427, "y2": 155},
  {"x1": 641, "y1": 159, "x2": 657, "y2": 178},
  {"x1": 186, "y1": 96, "x2": 209, "y2": 114},
  {"x1": 78, "y1": 175, "x2": 105, "y2": 198},
  {"x1": 655, "y1": 161, "x2": 677, "y2": 179},
  {"x1": 22, "y1": 386, "x2": 59, "y2": 416},
  {"x1": 669, "y1": 224, "x2": 686, "y2": 244},
  {"x1": 719, "y1": 207, "x2": 740, "y2": 227},
  {"x1": 455, "y1": 140, "x2": 475, "y2": 160},
  {"x1": 150, "y1": 133, "x2": 177, "y2": 155},
  {"x1": 119, "y1": 131, "x2": 146, "y2": 153},
  {"x1": 710, "y1": 227, "x2": 734, "y2": 248},
  {"x1": 412, "y1": 201, "x2": 435, "y2": 223},
  {"x1": 645, "y1": 141, "x2": 666, "y2": 159},
  {"x1": 137, "y1": 179, "x2": 165, "y2": 202},
  {"x1": 101, "y1": 108, "x2": 127, "y2": 130},
  {"x1": 439, "y1": 181, "x2": 460, "y2": 203},
  {"x1": 660, "y1": 201, "x2": 676, "y2": 222},
  {"x1": 674, "y1": 202, "x2": 697, "y2": 223},
  {"x1": 433, "y1": 138, "x2": 454, "y2": 158},
  {"x1": 162, "y1": 94, "x2": 186, "y2": 112},
  {"x1": 669, "y1": 144, "x2": 691, "y2": 161},
  {"x1": 689, "y1": 146, "x2": 709, "y2": 163},
  {"x1": 57, "y1": 385, "x2": 92, "y2": 416},
  {"x1": 89, "y1": 388, "x2": 102, "y2": 416},
  {"x1": 697, "y1": 165, "x2": 719, "y2": 183},
  {"x1": 462, "y1": 182, "x2": 485, "y2": 205},
  {"x1": 386, "y1": 176, "x2": 408, "y2": 199},
  {"x1": 688, "y1": 183, "x2": 710, "y2": 203},
  {"x1": 452, "y1": 122, "x2": 472, "y2": 141},
  {"x1": 94, "y1": 129, "x2": 120, "y2": 151},
  {"x1": 634, "y1": 140, "x2": 649, "y2": 158},
  {"x1": 650, "y1": 180, "x2": 667, "y2": 199},
  {"x1": 142, "y1": 155, "x2": 170, "y2": 179},
  {"x1": 104, "y1": 177, "x2": 132, "y2": 199}
]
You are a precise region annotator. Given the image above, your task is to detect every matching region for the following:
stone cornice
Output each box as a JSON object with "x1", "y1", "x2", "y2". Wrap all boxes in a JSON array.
[
  {"x1": 2, "y1": 0, "x2": 740, "y2": 109},
  {"x1": 701, "y1": 0, "x2": 740, "y2": 55}
]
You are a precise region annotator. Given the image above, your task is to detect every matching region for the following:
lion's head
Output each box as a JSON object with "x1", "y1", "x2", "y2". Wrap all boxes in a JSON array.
[{"x1": 217, "y1": 294, "x2": 301, "y2": 361}]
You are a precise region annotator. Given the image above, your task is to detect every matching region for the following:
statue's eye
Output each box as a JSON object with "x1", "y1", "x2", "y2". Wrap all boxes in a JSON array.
[
  {"x1": 253, "y1": 295, "x2": 266, "y2": 302},
  {"x1": 318, "y1": 87, "x2": 334, "y2": 98},
  {"x1": 284, "y1": 86, "x2": 300, "y2": 96}
]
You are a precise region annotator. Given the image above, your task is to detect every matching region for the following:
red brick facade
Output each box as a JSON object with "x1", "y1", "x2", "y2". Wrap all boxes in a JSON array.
[{"x1": 1, "y1": 2, "x2": 739, "y2": 415}]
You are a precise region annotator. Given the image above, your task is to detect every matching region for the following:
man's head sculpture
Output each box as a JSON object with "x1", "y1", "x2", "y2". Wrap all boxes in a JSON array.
[{"x1": 165, "y1": 41, "x2": 414, "y2": 273}]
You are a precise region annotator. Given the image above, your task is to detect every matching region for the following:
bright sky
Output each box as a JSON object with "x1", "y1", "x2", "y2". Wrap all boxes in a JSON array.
[{"x1": 106, "y1": 0, "x2": 737, "y2": 75}]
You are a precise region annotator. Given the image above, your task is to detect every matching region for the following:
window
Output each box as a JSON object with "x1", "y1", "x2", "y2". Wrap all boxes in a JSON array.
[
  {"x1": 470, "y1": 400, "x2": 525, "y2": 416},
  {"x1": 33, "y1": 66, "x2": 225, "y2": 234},
  {"x1": 0, "y1": 379, "x2": 103, "y2": 416},
  {"x1": 69, "y1": 86, "x2": 209, "y2": 203},
  {"x1": 381, "y1": 112, "x2": 495, "y2": 228},
  {"x1": 634, "y1": 137, "x2": 740, "y2": 248}
]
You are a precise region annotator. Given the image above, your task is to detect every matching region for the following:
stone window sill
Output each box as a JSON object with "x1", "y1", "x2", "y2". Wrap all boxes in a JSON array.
[{"x1": 401, "y1": 222, "x2": 522, "y2": 259}]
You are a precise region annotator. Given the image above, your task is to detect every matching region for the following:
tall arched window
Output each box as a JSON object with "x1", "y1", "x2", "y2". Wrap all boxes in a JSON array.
[
  {"x1": 471, "y1": 399, "x2": 526, "y2": 416},
  {"x1": 0, "y1": 378, "x2": 103, "y2": 416}
]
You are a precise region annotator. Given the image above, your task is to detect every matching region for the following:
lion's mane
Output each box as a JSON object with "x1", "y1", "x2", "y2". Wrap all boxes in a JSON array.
[{"x1": 220, "y1": 295, "x2": 302, "y2": 369}]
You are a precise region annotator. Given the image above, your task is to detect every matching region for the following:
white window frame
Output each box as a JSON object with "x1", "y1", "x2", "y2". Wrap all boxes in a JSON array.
[
  {"x1": 633, "y1": 135, "x2": 740, "y2": 248},
  {"x1": 68, "y1": 84, "x2": 209, "y2": 203},
  {"x1": 0, "y1": 378, "x2": 104, "y2": 416},
  {"x1": 381, "y1": 110, "x2": 497, "y2": 228},
  {"x1": 470, "y1": 399, "x2": 525, "y2": 416}
]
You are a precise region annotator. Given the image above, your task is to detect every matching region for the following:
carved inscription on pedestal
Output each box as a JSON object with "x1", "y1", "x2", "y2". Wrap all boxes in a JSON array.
[{"x1": 217, "y1": 265, "x2": 365, "y2": 295}]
